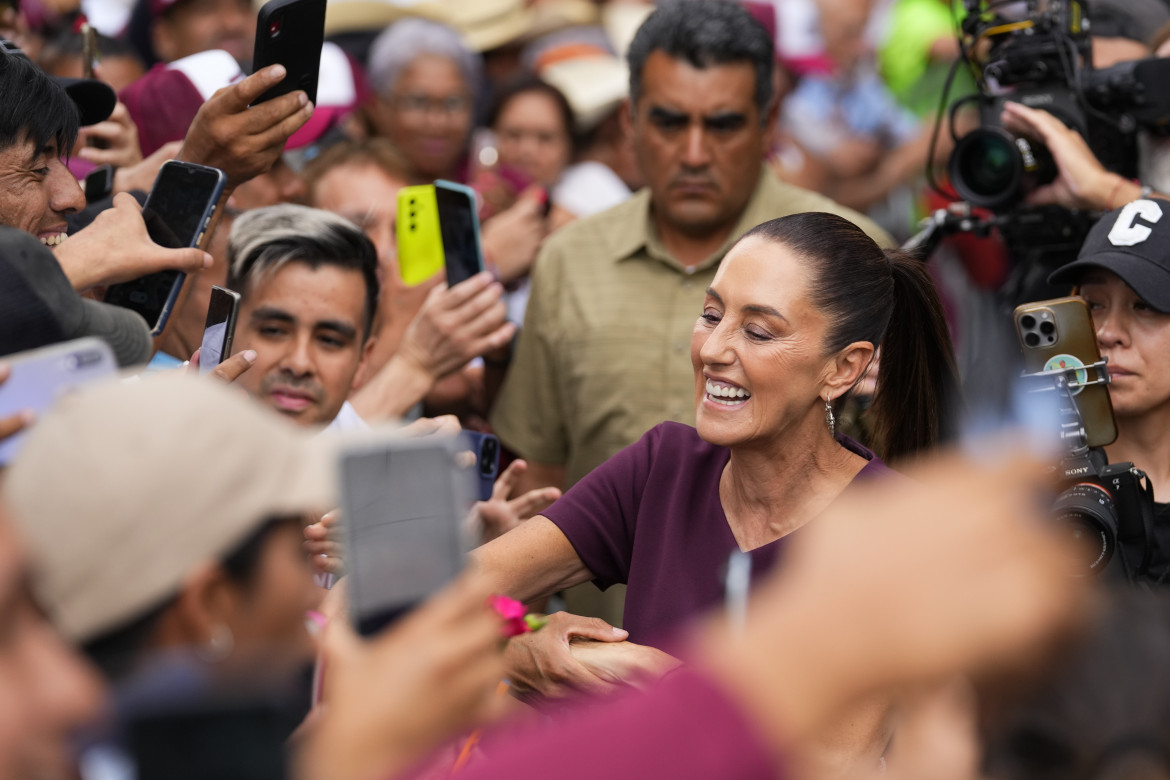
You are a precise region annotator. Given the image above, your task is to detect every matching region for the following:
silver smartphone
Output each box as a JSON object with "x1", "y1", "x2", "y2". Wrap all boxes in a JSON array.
[
  {"x1": 340, "y1": 433, "x2": 474, "y2": 636},
  {"x1": 0, "y1": 338, "x2": 117, "y2": 465}
]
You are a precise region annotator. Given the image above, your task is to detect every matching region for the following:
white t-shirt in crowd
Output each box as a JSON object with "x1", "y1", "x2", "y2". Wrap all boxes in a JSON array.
[{"x1": 323, "y1": 400, "x2": 369, "y2": 433}]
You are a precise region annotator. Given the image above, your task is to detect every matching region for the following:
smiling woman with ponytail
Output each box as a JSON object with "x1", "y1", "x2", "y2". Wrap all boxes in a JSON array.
[{"x1": 472, "y1": 210, "x2": 961, "y2": 774}]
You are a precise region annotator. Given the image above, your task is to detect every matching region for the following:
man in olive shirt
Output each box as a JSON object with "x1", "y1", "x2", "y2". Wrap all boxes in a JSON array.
[{"x1": 493, "y1": 1, "x2": 892, "y2": 493}]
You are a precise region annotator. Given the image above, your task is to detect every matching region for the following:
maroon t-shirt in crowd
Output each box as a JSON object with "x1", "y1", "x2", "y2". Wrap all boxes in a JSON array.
[{"x1": 543, "y1": 421, "x2": 895, "y2": 646}]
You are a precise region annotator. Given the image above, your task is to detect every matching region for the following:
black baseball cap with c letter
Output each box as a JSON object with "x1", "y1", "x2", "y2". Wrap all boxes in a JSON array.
[{"x1": 1049, "y1": 199, "x2": 1170, "y2": 313}]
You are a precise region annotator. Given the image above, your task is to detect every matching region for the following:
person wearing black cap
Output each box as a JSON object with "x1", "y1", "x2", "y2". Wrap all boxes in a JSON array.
[
  {"x1": 1049, "y1": 198, "x2": 1170, "y2": 526},
  {"x1": 0, "y1": 226, "x2": 153, "y2": 367}
]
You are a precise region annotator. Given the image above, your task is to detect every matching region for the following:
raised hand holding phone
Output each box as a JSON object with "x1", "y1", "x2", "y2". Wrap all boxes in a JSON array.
[
  {"x1": 251, "y1": 0, "x2": 327, "y2": 105},
  {"x1": 103, "y1": 161, "x2": 226, "y2": 335}
]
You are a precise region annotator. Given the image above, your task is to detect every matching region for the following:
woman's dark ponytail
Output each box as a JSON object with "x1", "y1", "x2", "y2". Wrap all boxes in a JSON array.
[
  {"x1": 871, "y1": 249, "x2": 961, "y2": 462},
  {"x1": 740, "y1": 213, "x2": 961, "y2": 463}
]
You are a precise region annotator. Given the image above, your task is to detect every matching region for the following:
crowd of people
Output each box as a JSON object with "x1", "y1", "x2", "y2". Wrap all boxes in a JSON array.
[{"x1": 3, "y1": 0, "x2": 1170, "y2": 777}]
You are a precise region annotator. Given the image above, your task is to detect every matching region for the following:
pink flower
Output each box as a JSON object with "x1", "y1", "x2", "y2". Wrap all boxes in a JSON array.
[{"x1": 489, "y1": 595, "x2": 546, "y2": 638}]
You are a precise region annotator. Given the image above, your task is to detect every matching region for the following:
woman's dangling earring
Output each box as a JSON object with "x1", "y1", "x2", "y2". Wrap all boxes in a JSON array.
[
  {"x1": 824, "y1": 396, "x2": 836, "y2": 437},
  {"x1": 197, "y1": 624, "x2": 235, "y2": 663}
]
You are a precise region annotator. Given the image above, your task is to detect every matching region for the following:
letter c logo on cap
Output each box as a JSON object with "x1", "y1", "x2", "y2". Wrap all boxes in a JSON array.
[{"x1": 1108, "y1": 199, "x2": 1163, "y2": 247}]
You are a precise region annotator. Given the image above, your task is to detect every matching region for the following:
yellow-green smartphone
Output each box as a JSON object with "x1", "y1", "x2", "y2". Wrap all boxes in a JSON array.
[{"x1": 396, "y1": 184, "x2": 444, "y2": 286}]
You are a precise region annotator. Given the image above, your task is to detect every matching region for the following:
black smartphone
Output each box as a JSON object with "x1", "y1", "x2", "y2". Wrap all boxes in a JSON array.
[
  {"x1": 463, "y1": 431, "x2": 500, "y2": 501},
  {"x1": 199, "y1": 285, "x2": 241, "y2": 374},
  {"x1": 434, "y1": 179, "x2": 485, "y2": 288},
  {"x1": 129, "y1": 698, "x2": 296, "y2": 780},
  {"x1": 341, "y1": 433, "x2": 473, "y2": 637},
  {"x1": 83, "y1": 164, "x2": 114, "y2": 203},
  {"x1": 251, "y1": 0, "x2": 327, "y2": 105},
  {"x1": 104, "y1": 161, "x2": 226, "y2": 336}
]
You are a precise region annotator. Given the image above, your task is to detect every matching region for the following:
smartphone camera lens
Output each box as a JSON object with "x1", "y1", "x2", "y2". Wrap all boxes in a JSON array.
[
  {"x1": 1020, "y1": 314, "x2": 1036, "y2": 329},
  {"x1": 1025, "y1": 332, "x2": 1040, "y2": 347},
  {"x1": 268, "y1": 18, "x2": 281, "y2": 37},
  {"x1": 1040, "y1": 321, "x2": 1055, "y2": 335},
  {"x1": 479, "y1": 438, "x2": 498, "y2": 476}
]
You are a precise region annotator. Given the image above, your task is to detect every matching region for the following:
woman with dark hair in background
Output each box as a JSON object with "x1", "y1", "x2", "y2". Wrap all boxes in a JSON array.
[
  {"x1": 473, "y1": 210, "x2": 961, "y2": 775},
  {"x1": 486, "y1": 75, "x2": 575, "y2": 191}
]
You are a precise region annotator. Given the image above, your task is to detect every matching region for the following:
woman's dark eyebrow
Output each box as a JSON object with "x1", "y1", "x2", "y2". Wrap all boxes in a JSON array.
[
  {"x1": 744, "y1": 304, "x2": 787, "y2": 322},
  {"x1": 705, "y1": 288, "x2": 787, "y2": 321}
]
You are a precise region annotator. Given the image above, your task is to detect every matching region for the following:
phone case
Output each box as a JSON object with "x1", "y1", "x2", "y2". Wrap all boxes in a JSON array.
[
  {"x1": 0, "y1": 338, "x2": 117, "y2": 465},
  {"x1": 340, "y1": 432, "x2": 474, "y2": 636},
  {"x1": 1014, "y1": 296, "x2": 1117, "y2": 448},
  {"x1": 251, "y1": 0, "x2": 327, "y2": 105},
  {"x1": 396, "y1": 184, "x2": 445, "y2": 287},
  {"x1": 434, "y1": 179, "x2": 484, "y2": 288}
]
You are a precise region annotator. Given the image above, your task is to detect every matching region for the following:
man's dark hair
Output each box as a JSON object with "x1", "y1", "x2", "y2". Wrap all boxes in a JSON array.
[
  {"x1": 626, "y1": 0, "x2": 775, "y2": 118},
  {"x1": 0, "y1": 40, "x2": 80, "y2": 156},
  {"x1": 226, "y1": 204, "x2": 380, "y2": 340}
]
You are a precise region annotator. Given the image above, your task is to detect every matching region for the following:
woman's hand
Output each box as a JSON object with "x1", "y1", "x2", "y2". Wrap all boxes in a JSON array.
[
  {"x1": 569, "y1": 639, "x2": 682, "y2": 691},
  {"x1": 479, "y1": 186, "x2": 549, "y2": 283},
  {"x1": 471, "y1": 459, "x2": 562, "y2": 544},
  {"x1": 503, "y1": 611, "x2": 633, "y2": 700}
]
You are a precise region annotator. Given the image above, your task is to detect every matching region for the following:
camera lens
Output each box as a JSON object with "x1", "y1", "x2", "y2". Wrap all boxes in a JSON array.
[
  {"x1": 949, "y1": 128, "x2": 1022, "y2": 209},
  {"x1": 1052, "y1": 482, "x2": 1118, "y2": 574},
  {"x1": 1025, "y1": 332, "x2": 1040, "y2": 347},
  {"x1": 479, "y1": 437, "x2": 498, "y2": 476},
  {"x1": 1020, "y1": 315, "x2": 1036, "y2": 329},
  {"x1": 1040, "y1": 321, "x2": 1055, "y2": 335}
]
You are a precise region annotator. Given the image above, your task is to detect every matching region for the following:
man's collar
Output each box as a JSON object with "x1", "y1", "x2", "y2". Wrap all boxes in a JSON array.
[{"x1": 606, "y1": 187, "x2": 655, "y2": 263}]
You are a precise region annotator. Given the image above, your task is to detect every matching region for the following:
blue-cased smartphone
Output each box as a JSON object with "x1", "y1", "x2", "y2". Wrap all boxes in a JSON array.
[
  {"x1": 0, "y1": 338, "x2": 117, "y2": 465},
  {"x1": 433, "y1": 179, "x2": 484, "y2": 287},
  {"x1": 105, "y1": 161, "x2": 226, "y2": 336},
  {"x1": 463, "y1": 431, "x2": 500, "y2": 501}
]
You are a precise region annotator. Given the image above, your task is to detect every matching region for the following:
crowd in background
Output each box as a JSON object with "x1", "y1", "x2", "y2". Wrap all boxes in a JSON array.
[{"x1": 3, "y1": 0, "x2": 1170, "y2": 778}]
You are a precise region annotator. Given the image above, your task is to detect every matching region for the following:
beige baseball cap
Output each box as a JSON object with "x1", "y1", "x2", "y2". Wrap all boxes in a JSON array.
[{"x1": 2, "y1": 374, "x2": 339, "y2": 644}]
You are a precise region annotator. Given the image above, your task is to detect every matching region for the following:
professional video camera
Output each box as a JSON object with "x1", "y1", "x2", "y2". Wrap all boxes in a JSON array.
[
  {"x1": 947, "y1": 0, "x2": 1170, "y2": 211},
  {"x1": 1014, "y1": 300, "x2": 1163, "y2": 583}
]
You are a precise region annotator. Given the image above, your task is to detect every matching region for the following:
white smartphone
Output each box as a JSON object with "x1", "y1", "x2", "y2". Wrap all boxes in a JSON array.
[
  {"x1": 339, "y1": 433, "x2": 474, "y2": 637},
  {"x1": 0, "y1": 338, "x2": 117, "y2": 465}
]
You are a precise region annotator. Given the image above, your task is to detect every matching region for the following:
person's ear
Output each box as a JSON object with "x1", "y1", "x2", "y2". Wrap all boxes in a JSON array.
[
  {"x1": 821, "y1": 341, "x2": 874, "y2": 401},
  {"x1": 167, "y1": 562, "x2": 239, "y2": 646},
  {"x1": 363, "y1": 95, "x2": 394, "y2": 137},
  {"x1": 350, "y1": 332, "x2": 377, "y2": 391},
  {"x1": 150, "y1": 19, "x2": 178, "y2": 64},
  {"x1": 619, "y1": 96, "x2": 634, "y2": 139},
  {"x1": 760, "y1": 91, "x2": 780, "y2": 154}
]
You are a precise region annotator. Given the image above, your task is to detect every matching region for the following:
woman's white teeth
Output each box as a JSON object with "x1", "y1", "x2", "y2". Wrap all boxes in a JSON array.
[
  {"x1": 39, "y1": 233, "x2": 65, "y2": 246},
  {"x1": 705, "y1": 380, "x2": 750, "y2": 402}
]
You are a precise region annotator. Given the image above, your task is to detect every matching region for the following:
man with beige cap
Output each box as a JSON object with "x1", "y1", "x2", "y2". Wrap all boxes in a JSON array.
[{"x1": 4, "y1": 374, "x2": 336, "y2": 679}]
